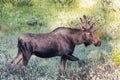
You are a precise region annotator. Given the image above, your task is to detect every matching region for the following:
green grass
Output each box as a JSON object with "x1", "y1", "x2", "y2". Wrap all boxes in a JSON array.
[
  {"x1": 0, "y1": 0, "x2": 120, "y2": 80},
  {"x1": 0, "y1": 35, "x2": 118, "y2": 80}
]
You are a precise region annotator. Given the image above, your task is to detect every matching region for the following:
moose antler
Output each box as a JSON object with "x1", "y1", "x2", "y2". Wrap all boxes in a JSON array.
[
  {"x1": 90, "y1": 19, "x2": 100, "y2": 30},
  {"x1": 79, "y1": 15, "x2": 100, "y2": 31},
  {"x1": 79, "y1": 15, "x2": 89, "y2": 30},
  {"x1": 83, "y1": 15, "x2": 95, "y2": 30},
  {"x1": 83, "y1": 15, "x2": 93, "y2": 25}
]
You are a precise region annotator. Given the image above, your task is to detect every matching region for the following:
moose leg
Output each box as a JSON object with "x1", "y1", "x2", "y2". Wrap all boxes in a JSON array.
[
  {"x1": 20, "y1": 53, "x2": 31, "y2": 76},
  {"x1": 59, "y1": 56, "x2": 67, "y2": 76},
  {"x1": 10, "y1": 49, "x2": 22, "y2": 72},
  {"x1": 65, "y1": 54, "x2": 85, "y2": 67},
  {"x1": 21, "y1": 51, "x2": 31, "y2": 72}
]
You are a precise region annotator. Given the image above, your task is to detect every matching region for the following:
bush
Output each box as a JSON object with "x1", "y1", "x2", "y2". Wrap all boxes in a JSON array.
[
  {"x1": 111, "y1": 48, "x2": 120, "y2": 65},
  {"x1": 0, "y1": 0, "x2": 33, "y2": 7}
]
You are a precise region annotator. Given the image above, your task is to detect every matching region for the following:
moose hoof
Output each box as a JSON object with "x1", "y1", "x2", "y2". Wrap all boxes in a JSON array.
[
  {"x1": 6, "y1": 63, "x2": 14, "y2": 74},
  {"x1": 78, "y1": 60, "x2": 85, "y2": 67}
]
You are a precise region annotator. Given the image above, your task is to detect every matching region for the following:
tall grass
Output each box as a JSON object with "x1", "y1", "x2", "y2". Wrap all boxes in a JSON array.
[
  {"x1": 0, "y1": 0, "x2": 33, "y2": 7},
  {"x1": 0, "y1": 0, "x2": 120, "y2": 80}
]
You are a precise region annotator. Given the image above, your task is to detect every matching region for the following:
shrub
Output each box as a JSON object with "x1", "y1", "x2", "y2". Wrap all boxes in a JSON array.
[
  {"x1": 0, "y1": 0, "x2": 33, "y2": 7},
  {"x1": 111, "y1": 48, "x2": 120, "y2": 65}
]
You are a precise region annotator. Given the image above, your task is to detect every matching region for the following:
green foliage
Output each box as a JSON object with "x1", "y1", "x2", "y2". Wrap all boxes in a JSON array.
[
  {"x1": 0, "y1": 0, "x2": 33, "y2": 7},
  {"x1": 111, "y1": 48, "x2": 120, "y2": 65},
  {"x1": 51, "y1": 0, "x2": 77, "y2": 9},
  {"x1": 0, "y1": 0, "x2": 120, "y2": 80}
]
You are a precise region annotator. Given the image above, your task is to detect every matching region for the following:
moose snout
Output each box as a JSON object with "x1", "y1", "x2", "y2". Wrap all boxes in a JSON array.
[{"x1": 95, "y1": 40, "x2": 101, "y2": 46}]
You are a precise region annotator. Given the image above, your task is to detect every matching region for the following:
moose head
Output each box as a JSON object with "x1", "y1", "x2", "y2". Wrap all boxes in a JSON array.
[{"x1": 79, "y1": 15, "x2": 101, "y2": 47}]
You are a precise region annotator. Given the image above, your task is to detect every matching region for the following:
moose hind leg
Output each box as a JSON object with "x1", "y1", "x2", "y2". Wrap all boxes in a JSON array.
[
  {"x1": 21, "y1": 51, "x2": 31, "y2": 71},
  {"x1": 10, "y1": 50, "x2": 22, "y2": 72},
  {"x1": 20, "y1": 51, "x2": 31, "y2": 76}
]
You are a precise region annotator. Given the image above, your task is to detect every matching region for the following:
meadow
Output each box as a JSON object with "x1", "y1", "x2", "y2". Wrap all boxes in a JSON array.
[{"x1": 0, "y1": 0, "x2": 120, "y2": 80}]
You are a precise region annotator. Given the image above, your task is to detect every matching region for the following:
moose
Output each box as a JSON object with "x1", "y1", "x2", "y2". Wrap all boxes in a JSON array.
[{"x1": 9, "y1": 15, "x2": 101, "y2": 75}]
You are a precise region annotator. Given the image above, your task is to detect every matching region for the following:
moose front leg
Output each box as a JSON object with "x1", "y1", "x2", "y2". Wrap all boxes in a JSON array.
[
  {"x1": 59, "y1": 56, "x2": 67, "y2": 76},
  {"x1": 65, "y1": 54, "x2": 85, "y2": 67}
]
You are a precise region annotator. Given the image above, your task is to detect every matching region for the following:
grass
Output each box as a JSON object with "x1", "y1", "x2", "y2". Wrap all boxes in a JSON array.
[
  {"x1": 0, "y1": 0, "x2": 120, "y2": 80},
  {"x1": 0, "y1": 35, "x2": 119, "y2": 80}
]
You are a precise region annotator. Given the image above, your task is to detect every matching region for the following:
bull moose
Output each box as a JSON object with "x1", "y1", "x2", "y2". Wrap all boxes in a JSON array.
[{"x1": 9, "y1": 15, "x2": 101, "y2": 75}]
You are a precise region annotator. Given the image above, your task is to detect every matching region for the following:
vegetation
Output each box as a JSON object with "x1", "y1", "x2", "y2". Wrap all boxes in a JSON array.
[
  {"x1": 111, "y1": 49, "x2": 120, "y2": 65},
  {"x1": 0, "y1": 0, "x2": 120, "y2": 80}
]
